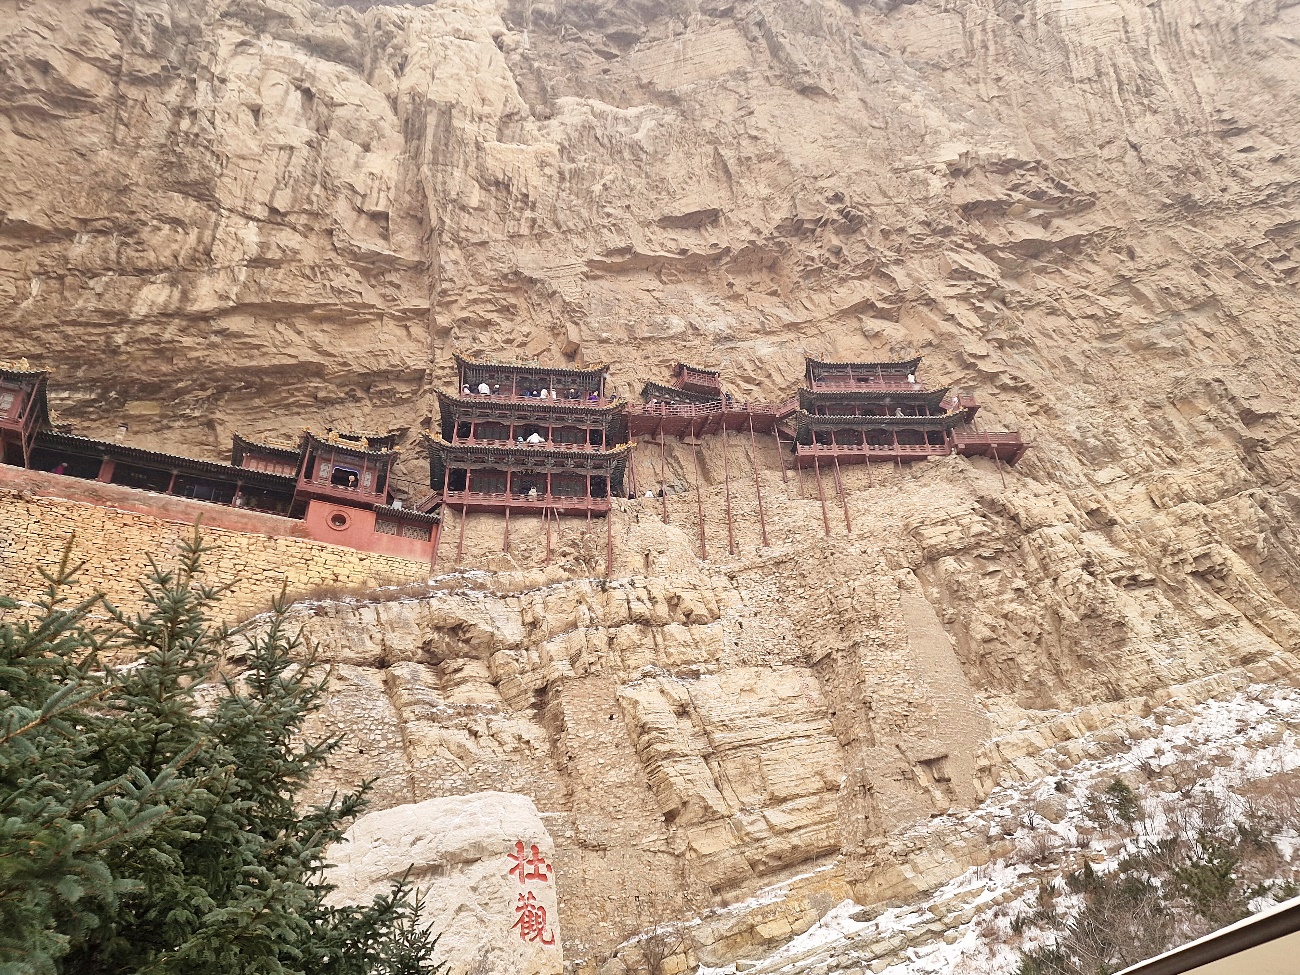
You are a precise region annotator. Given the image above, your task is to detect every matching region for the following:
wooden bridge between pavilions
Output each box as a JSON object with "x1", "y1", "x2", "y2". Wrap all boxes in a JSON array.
[{"x1": 626, "y1": 398, "x2": 793, "y2": 438}]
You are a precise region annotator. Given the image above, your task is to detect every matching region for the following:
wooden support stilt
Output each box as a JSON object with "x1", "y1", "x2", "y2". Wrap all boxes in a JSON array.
[
  {"x1": 720, "y1": 421, "x2": 736, "y2": 556},
  {"x1": 627, "y1": 442, "x2": 639, "y2": 498},
  {"x1": 456, "y1": 503, "x2": 468, "y2": 565},
  {"x1": 813, "y1": 456, "x2": 831, "y2": 537},
  {"x1": 864, "y1": 449, "x2": 875, "y2": 488},
  {"x1": 544, "y1": 505, "x2": 553, "y2": 564},
  {"x1": 503, "y1": 504, "x2": 511, "y2": 553},
  {"x1": 605, "y1": 510, "x2": 614, "y2": 578},
  {"x1": 430, "y1": 519, "x2": 444, "y2": 571},
  {"x1": 658, "y1": 425, "x2": 669, "y2": 523},
  {"x1": 991, "y1": 443, "x2": 1008, "y2": 490},
  {"x1": 832, "y1": 453, "x2": 852, "y2": 533},
  {"x1": 690, "y1": 427, "x2": 708, "y2": 561},
  {"x1": 430, "y1": 467, "x2": 450, "y2": 570},
  {"x1": 773, "y1": 429, "x2": 791, "y2": 485},
  {"x1": 747, "y1": 412, "x2": 769, "y2": 548},
  {"x1": 893, "y1": 430, "x2": 903, "y2": 472}
]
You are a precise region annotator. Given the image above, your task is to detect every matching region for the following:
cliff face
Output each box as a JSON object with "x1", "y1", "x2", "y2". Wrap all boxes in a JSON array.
[{"x1": 5, "y1": 0, "x2": 1300, "y2": 971}]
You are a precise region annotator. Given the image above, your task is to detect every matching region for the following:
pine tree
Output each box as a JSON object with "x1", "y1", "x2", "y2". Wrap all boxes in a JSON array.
[
  {"x1": 0, "y1": 543, "x2": 178, "y2": 974},
  {"x1": 1, "y1": 532, "x2": 443, "y2": 975}
]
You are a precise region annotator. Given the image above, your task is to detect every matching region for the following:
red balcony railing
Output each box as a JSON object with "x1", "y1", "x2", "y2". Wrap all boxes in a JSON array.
[
  {"x1": 457, "y1": 391, "x2": 613, "y2": 407},
  {"x1": 808, "y1": 378, "x2": 924, "y2": 392},
  {"x1": 796, "y1": 441, "x2": 952, "y2": 456},
  {"x1": 441, "y1": 489, "x2": 611, "y2": 511},
  {"x1": 453, "y1": 436, "x2": 610, "y2": 452}
]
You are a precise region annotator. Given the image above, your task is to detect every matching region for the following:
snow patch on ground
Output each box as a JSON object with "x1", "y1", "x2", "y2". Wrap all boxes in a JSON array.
[{"x1": 697, "y1": 682, "x2": 1300, "y2": 975}]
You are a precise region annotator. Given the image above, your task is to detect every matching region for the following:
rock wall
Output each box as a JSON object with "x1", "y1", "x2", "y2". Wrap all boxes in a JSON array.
[
  {"x1": 0, "y1": 469, "x2": 429, "y2": 618},
  {"x1": 6, "y1": 0, "x2": 1300, "y2": 971},
  {"x1": 274, "y1": 447, "x2": 1300, "y2": 969}
]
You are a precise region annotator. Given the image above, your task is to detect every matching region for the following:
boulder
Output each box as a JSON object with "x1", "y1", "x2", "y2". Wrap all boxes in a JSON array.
[{"x1": 327, "y1": 792, "x2": 561, "y2": 975}]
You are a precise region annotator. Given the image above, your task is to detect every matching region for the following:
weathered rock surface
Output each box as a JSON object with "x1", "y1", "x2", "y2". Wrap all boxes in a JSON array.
[
  {"x1": 7, "y1": 0, "x2": 1300, "y2": 971},
  {"x1": 327, "y1": 792, "x2": 562, "y2": 975}
]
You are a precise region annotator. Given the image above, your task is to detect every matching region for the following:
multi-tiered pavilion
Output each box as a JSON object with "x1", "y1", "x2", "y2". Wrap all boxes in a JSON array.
[
  {"x1": 781, "y1": 355, "x2": 1025, "y2": 466},
  {"x1": 425, "y1": 354, "x2": 630, "y2": 517}
]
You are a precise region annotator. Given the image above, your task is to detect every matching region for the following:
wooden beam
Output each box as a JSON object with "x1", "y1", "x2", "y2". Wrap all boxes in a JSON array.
[
  {"x1": 605, "y1": 508, "x2": 614, "y2": 578},
  {"x1": 658, "y1": 424, "x2": 669, "y2": 523},
  {"x1": 690, "y1": 425, "x2": 707, "y2": 561},
  {"x1": 813, "y1": 456, "x2": 831, "y2": 537},
  {"x1": 773, "y1": 428, "x2": 791, "y2": 485},
  {"x1": 430, "y1": 464, "x2": 450, "y2": 571},
  {"x1": 456, "y1": 503, "x2": 468, "y2": 565},
  {"x1": 747, "y1": 412, "x2": 769, "y2": 548},
  {"x1": 832, "y1": 453, "x2": 852, "y2": 533},
  {"x1": 720, "y1": 420, "x2": 735, "y2": 556}
]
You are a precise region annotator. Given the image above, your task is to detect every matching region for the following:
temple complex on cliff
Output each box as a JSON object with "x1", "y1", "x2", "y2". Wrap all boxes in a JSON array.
[
  {"x1": 424, "y1": 354, "x2": 630, "y2": 517},
  {"x1": 1, "y1": 351, "x2": 1028, "y2": 568}
]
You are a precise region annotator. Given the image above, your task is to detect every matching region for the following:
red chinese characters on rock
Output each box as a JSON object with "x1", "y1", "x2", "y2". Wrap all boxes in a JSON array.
[
  {"x1": 508, "y1": 840, "x2": 554, "y2": 885},
  {"x1": 511, "y1": 891, "x2": 556, "y2": 946},
  {"x1": 506, "y1": 840, "x2": 556, "y2": 946}
]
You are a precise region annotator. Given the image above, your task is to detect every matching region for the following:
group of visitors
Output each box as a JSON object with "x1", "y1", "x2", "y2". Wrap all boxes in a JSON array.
[{"x1": 460, "y1": 382, "x2": 599, "y2": 402}]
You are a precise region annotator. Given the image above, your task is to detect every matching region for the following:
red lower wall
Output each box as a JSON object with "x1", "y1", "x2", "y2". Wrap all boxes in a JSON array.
[{"x1": 302, "y1": 500, "x2": 436, "y2": 563}]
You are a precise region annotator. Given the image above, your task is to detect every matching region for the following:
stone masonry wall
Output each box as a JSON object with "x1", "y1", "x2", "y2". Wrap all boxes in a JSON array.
[{"x1": 0, "y1": 485, "x2": 431, "y2": 620}]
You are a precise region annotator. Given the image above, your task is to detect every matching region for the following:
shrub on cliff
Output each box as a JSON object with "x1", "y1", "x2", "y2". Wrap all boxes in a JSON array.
[
  {"x1": 1017, "y1": 780, "x2": 1293, "y2": 975},
  {"x1": 0, "y1": 534, "x2": 443, "y2": 975}
]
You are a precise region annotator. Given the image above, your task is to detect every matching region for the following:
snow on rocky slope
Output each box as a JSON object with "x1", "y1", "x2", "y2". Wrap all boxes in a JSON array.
[{"x1": 691, "y1": 682, "x2": 1300, "y2": 975}]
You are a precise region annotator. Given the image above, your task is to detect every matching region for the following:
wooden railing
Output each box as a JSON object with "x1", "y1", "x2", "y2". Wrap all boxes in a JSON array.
[
  {"x1": 953, "y1": 432, "x2": 1023, "y2": 446},
  {"x1": 796, "y1": 442, "x2": 950, "y2": 456},
  {"x1": 454, "y1": 437, "x2": 609, "y2": 452},
  {"x1": 442, "y1": 489, "x2": 611, "y2": 510},
  {"x1": 630, "y1": 401, "x2": 724, "y2": 418},
  {"x1": 809, "y1": 379, "x2": 923, "y2": 391},
  {"x1": 298, "y1": 477, "x2": 387, "y2": 501},
  {"x1": 458, "y1": 391, "x2": 612, "y2": 407}
]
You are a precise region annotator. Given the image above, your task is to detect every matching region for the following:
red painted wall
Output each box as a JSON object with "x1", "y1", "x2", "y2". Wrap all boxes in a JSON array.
[{"x1": 302, "y1": 500, "x2": 435, "y2": 563}]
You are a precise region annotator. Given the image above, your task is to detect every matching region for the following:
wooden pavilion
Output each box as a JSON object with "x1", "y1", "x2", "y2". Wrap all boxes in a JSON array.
[
  {"x1": 779, "y1": 355, "x2": 1026, "y2": 466},
  {"x1": 425, "y1": 355, "x2": 630, "y2": 518}
]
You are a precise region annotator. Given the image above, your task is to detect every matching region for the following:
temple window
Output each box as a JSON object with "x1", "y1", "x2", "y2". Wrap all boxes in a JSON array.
[{"x1": 331, "y1": 465, "x2": 360, "y2": 489}]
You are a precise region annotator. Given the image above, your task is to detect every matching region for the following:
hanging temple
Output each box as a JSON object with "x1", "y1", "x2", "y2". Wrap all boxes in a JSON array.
[{"x1": 0, "y1": 354, "x2": 1027, "y2": 570}]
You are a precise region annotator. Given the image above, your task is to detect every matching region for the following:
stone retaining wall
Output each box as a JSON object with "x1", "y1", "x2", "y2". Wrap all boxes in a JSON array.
[{"x1": 0, "y1": 468, "x2": 431, "y2": 619}]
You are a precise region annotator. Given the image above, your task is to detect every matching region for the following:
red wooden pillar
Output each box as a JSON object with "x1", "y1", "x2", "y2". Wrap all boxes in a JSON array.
[
  {"x1": 813, "y1": 456, "x2": 831, "y2": 537},
  {"x1": 658, "y1": 425, "x2": 669, "y2": 523},
  {"x1": 773, "y1": 429, "x2": 790, "y2": 485},
  {"x1": 97, "y1": 457, "x2": 115, "y2": 483},
  {"x1": 690, "y1": 429, "x2": 707, "y2": 561},
  {"x1": 720, "y1": 420, "x2": 735, "y2": 555},
  {"x1": 605, "y1": 509, "x2": 614, "y2": 579},
  {"x1": 430, "y1": 464, "x2": 451, "y2": 570},
  {"x1": 747, "y1": 412, "x2": 768, "y2": 548},
  {"x1": 503, "y1": 463, "x2": 513, "y2": 553},
  {"x1": 832, "y1": 454, "x2": 851, "y2": 532}
]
